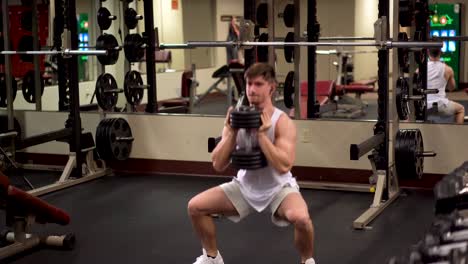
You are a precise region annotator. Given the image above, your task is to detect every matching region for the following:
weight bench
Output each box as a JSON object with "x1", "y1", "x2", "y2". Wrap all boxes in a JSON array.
[
  {"x1": 289, "y1": 80, "x2": 335, "y2": 119},
  {"x1": 335, "y1": 80, "x2": 376, "y2": 107},
  {"x1": 0, "y1": 172, "x2": 75, "y2": 260}
]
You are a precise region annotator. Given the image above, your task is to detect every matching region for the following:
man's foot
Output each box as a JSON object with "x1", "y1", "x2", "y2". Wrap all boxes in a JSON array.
[
  {"x1": 192, "y1": 249, "x2": 224, "y2": 264},
  {"x1": 304, "y1": 258, "x2": 316, "y2": 264}
]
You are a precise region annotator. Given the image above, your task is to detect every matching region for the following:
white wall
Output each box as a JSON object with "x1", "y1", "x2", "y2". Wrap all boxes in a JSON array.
[
  {"x1": 354, "y1": 0, "x2": 378, "y2": 81},
  {"x1": 14, "y1": 110, "x2": 468, "y2": 175}
]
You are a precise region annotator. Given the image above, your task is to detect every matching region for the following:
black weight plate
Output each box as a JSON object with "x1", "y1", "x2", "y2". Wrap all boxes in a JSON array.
[
  {"x1": 256, "y1": 3, "x2": 268, "y2": 28},
  {"x1": 111, "y1": 118, "x2": 133, "y2": 160},
  {"x1": 96, "y1": 119, "x2": 108, "y2": 160},
  {"x1": 232, "y1": 149, "x2": 263, "y2": 157},
  {"x1": 284, "y1": 71, "x2": 295, "y2": 108},
  {"x1": 407, "y1": 130, "x2": 417, "y2": 179},
  {"x1": 101, "y1": 118, "x2": 114, "y2": 160},
  {"x1": 124, "y1": 71, "x2": 144, "y2": 106},
  {"x1": 395, "y1": 130, "x2": 406, "y2": 179},
  {"x1": 22, "y1": 71, "x2": 44, "y2": 103},
  {"x1": 398, "y1": 0, "x2": 413, "y2": 27},
  {"x1": 397, "y1": 32, "x2": 409, "y2": 71},
  {"x1": 20, "y1": 10, "x2": 33, "y2": 31},
  {"x1": 284, "y1": 32, "x2": 295, "y2": 63},
  {"x1": 395, "y1": 77, "x2": 409, "y2": 120},
  {"x1": 405, "y1": 130, "x2": 416, "y2": 179},
  {"x1": 124, "y1": 34, "x2": 145, "y2": 62},
  {"x1": 95, "y1": 73, "x2": 119, "y2": 111},
  {"x1": 413, "y1": 31, "x2": 426, "y2": 65},
  {"x1": 256, "y1": 33, "x2": 269, "y2": 63},
  {"x1": 232, "y1": 155, "x2": 264, "y2": 162},
  {"x1": 415, "y1": 129, "x2": 424, "y2": 179},
  {"x1": 17, "y1": 35, "x2": 35, "y2": 63},
  {"x1": 96, "y1": 34, "x2": 120, "y2": 65},
  {"x1": 97, "y1": 7, "x2": 113, "y2": 30},
  {"x1": 105, "y1": 118, "x2": 116, "y2": 160},
  {"x1": 283, "y1": 4, "x2": 295, "y2": 27},
  {"x1": 0, "y1": 75, "x2": 18, "y2": 107},
  {"x1": 402, "y1": 129, "x2": 413, "y2": 179},
  {"x1": 125, "y1": 8, "x2": 140, "y2": 29}
]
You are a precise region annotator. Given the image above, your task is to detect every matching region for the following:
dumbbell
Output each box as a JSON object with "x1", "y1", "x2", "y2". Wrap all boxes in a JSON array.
[{"x1": 230, "y1": 106, "x2": 267, "y2": 170}]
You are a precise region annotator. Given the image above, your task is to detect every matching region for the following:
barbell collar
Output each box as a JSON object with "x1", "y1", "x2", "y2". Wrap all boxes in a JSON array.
[{"x1": 417, "y1": 151, "x2": 437, "y2": 158}]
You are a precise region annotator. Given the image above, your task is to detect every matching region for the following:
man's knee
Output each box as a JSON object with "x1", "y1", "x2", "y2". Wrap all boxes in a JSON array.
[
  {"x1": 187, "y1": 196, "x2": 205, "y2": 216},
  {"x1": 286, "y1": 210, "x2": 313, "y2": 230}
]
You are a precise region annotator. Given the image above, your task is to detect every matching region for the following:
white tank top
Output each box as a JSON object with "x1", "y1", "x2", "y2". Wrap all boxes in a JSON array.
[
  {"x1": 427, "y1": 60, "x2": 449, "y2": 108},
  {"x1": 234, "y1": 108, "x2": 298, "y2": 212}
]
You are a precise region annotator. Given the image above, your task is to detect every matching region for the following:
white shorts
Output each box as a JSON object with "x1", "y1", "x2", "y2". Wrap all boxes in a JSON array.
[
  {"x1": 429, "y1": 100, "x2": 457, "y2": 116},
  {"x1": 220, "y1": 180, "x2": 300, "y2": 227}
]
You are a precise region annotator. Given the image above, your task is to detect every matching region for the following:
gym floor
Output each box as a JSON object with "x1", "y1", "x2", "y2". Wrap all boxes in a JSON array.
[{"x1": 2, "y1": 173, "x2": 435, "y2": 264}]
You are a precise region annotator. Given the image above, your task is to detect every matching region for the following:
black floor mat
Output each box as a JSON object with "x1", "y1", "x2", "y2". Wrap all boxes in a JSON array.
[{"x1": 0, "y1": 174, "x2": 435, "y2": 264}]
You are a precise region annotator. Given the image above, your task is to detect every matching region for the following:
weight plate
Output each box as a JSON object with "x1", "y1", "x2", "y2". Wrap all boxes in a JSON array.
[
  {"x1": 284, "y1": 71, "x2": 295, "y2": 108},
  {"x1": 397, "y1": 32, "x2": 409, "y2": 71},
  {"x1": 21, "y1": 71, "x2": 44, "y2": 103},
  {"x1": 97, "y1": 7, "x2": 113, "y2": 30},
  {"x1": 284, "y1": 32, "x2": 295, "y2": 63},
  {"x1": 256, "y1": 3, "x2": 268, "y2": 28},
  {"x1": 95, "y1": 73, "x2": 119, "y2": 111},
  {"x1": 124, "y1": 34, "x2": 145, "y2": 63},
  {"x1": 413, "y1": 31, "x2": 426, "y2": 65},
  {"x1": 125, "y1": 8, "x2": 140, "y2": 30},
  {"x1": 124, "y1": 71, "x2": 144, "y2": 106},
  {"x1": 395, "y1": 77, "x2": 409, "y2": 120},
  {"x1": 96, "y1": 34, "x2": 120, "y2": 65},
  {"x1": 256, "y1": 33, "x2": 269, "y2": 63},
  {"x1": 0, "y1": 75, "x2": 18, "y2": 107},
  {"x1": 283, "y1": 4, "x2": 295, "y2": 27}
]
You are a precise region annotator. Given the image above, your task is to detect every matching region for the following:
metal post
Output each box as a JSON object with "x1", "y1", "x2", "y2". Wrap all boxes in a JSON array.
[
  {"x1": 67, "y1": 0, "x2": 83, "y2": 178},
  {"x1": 32, "y1": 0, "x2": 42, "y2": 111},
  {"x1": 307, "y1": 0, "x2": 318, "y2": 118},
  {"x1": 267, "y1": 0, "x2": 275, "y2": 66},
  {"x1": 243, "y1": 0, "x2": 256, "y2": 69},
  {"x1": 143, "y1": 0, "x2": 158, "y2": 113},
  {"x1": 376, "y1": 0, "x2": 390, "y2": 200},
  {"x1": 294, "y1": 0, "x2": 301, "y2": 119},
  {"x1": 2, "y1": 0, "x2": 16, "y2": 161}
]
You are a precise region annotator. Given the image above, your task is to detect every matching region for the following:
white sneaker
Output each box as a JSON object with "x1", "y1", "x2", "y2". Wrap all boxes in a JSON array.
[
  {"x1": 305, "y1": 258, "x2": 316, "y2": 264},
  {"x1": 192, "y1": 249, "x2": 224, "y2": 264}
]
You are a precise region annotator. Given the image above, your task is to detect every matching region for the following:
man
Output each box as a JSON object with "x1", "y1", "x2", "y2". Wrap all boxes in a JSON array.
[
  {"x1": 427, "y1": 48, "x2": 465, "y2": 124},
  {"x1": 187, "y1": 63, "x2": 315, "y2": 264}
]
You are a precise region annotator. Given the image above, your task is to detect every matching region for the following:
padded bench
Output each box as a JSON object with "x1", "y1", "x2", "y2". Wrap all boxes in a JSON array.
[
  {"x1": 289, "y1": 80, "x2": 335, "y2": 119},
  {"x1": 0, "y1": 173, "x2": 70, "y2": 225}
]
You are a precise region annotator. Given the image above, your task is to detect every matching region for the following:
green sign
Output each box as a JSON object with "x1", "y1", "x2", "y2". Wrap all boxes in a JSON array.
[
  {"x1": 429, "y1": 3, "x2": 461, "y2": 89},
  {"x1": 78, "y1": 14, "x2": 89, "y2": 81}
]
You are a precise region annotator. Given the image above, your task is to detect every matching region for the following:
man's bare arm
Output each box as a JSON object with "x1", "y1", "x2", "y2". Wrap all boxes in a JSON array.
[{"x1": 445, "y1": 65, "x2": 456, "y2": 91}]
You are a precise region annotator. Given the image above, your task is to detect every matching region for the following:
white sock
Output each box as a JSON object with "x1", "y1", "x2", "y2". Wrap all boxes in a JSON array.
[{"x1": 304, "y1": 257, "x2": 316, "y2": 264}]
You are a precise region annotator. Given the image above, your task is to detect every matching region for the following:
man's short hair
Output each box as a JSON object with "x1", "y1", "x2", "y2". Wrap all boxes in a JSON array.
[
  {"x1": 429, "y1": 48, "x2": 442, "y2": 58},
  {"x1": 244, "y1": 63, "x2": 277, "y2": 84}
]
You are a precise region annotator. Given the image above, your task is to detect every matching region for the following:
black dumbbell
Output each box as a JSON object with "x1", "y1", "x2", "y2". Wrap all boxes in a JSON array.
[{"x1": 230, "y1": 106, "x2": 267, "y2": 170}]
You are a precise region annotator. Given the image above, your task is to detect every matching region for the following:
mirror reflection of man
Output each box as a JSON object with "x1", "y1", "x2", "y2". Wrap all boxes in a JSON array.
[{"x1": 427, "y1": 48, "x2": 465, "y2": 124}]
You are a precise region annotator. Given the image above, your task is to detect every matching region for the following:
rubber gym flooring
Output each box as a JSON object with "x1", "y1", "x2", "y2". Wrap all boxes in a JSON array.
[{"x1": 1, "y1": 173, "x2": 436, "y2": 264}]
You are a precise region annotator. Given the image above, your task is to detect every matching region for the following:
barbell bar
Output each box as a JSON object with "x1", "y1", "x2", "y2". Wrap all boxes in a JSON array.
[
  {"x1": 0, "y1": 49, "x2": 108, "y2": 56},
  {"x1": 158, "y1": 40, "x2": 443, "y2": 49}
]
